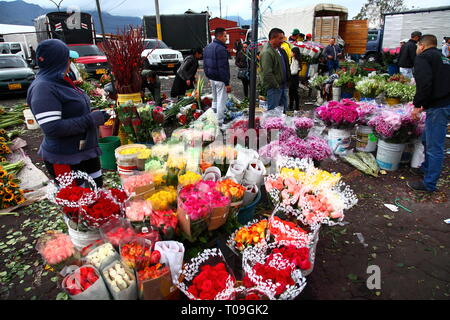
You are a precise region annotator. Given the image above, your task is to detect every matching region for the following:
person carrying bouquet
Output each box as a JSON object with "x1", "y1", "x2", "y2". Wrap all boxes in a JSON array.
[
  {"x1": 408, "y1": 34, "x2": 450, "y2": 192},
  {"x1": 27, "y1": 39, "x2": 110, "y2": 187}
]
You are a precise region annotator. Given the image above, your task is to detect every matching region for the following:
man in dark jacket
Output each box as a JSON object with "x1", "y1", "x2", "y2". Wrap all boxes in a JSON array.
[
  {"x1": 398, "y1": 31, "x2": 422, "y2": 79},
  {"x1": 203, "y1": 27, "x2": 231, "y2": 125},
  {"x1": 260, "y1": 28, "x2": 291, "y2": 111},
  {"x1": 324, "y1": 38, "x2": 342, "y2": 75},
  {"x1": 142, "y1": 70, "x2": 162, "y2": 105},
  {"x1": 407, "y1": 35, "x2": 450, "y2": 192},
  {"x1": 170, "y1": 47, "x2": 203, "y2": 98}
]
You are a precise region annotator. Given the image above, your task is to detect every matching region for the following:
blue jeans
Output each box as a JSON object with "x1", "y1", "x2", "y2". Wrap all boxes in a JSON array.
[
  {"x1": 267, "y1": 87, "x2": 288, "y2": 112},
  {"x1": 327, "y1": 60, "x2": 339, "y2": 75},
  {"x1": 420, "y1": 105, "x2": 450, "y2": 191}
]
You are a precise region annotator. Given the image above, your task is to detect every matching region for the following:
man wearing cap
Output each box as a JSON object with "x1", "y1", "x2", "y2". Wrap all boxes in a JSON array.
[
  {"x1": 398, "y1": 31, "x2": 422, "y2": 78},
  {"x1": 68, "y1": 50, "x2": 83, "y2": 84},
  {"x1": 304, "y1": 34, "x2": 313, "y2": 43},
  {"x1": 288, "y1": 29, "x2": 301, "y2": 43}
]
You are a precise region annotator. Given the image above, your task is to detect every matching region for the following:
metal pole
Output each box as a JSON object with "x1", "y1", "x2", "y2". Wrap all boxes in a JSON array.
[
  {"x1": 95, "y1": 0, "x2": 106, "y2": 42},
  {"x1": 248, "y1": 0, "x2": 259, "y2": 129},
  {"x1": 219, "y1": 0, "x2": 222, "y2": 18},
  {"x1": 155, "y1": 0, "x2": 162, "y2": 40}
]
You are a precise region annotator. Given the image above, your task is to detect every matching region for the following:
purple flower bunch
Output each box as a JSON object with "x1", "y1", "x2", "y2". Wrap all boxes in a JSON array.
[
  {"x1": 367, "y1": 104, "x2": 422, "y2": 143},
  {"x1": 261, "y1": 117, "x2": 285, "y2": 130},
  {"x1": 316, "y1": 99, "x2": 359, "y2": 129},
  {"x1": 293, "y1": 117, "x2": 314, "y2": 130},
  {"x1": 259, "y1": 135, "x2": 331, "y2": 161}
]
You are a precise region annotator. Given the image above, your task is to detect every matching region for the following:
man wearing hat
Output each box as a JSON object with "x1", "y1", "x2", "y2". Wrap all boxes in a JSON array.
[
  {"x1": 398, "y1": 31, "x2": 422, "y2": 78},
  {"x1": 68, "y1": 50, "x2": 83, "y2": 84},
  {"x1": 289, "y1": 29, "x2": 301, "y2": 43},
  {"x1": 305, "y1": 34, "x2": 313, "y2": 43}
]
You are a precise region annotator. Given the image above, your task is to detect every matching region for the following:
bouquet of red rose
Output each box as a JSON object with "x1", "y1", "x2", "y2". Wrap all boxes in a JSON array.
[
  {"x1": 149, "y1": 209, "x2": 178, "y2": 239},
  {"x1": 79, "y1": 190, "x2": 122, "y2": 229},
  {"x1": 62, "y1": 265, "x2": 110, "y2": 300},
  {"x1": 176, "y1": 248, "x2": 236, "y2": 300},
  {"x1": 242, "y1": 242, "x2": 307, "y2": 300}
]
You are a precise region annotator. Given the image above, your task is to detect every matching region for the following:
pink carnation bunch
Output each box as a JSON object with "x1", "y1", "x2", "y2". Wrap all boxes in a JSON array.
[
  {"x1": 356, "y1": 102, "x2": 380, "y2": 125},
  {"x1": 316, "y1": 99, "x2": 359, "y2": 128},
  {"x1": 37, "y1": 232, "x2": 76, "y2": 266},
  {"x1": 261, "y1": 117, "x2": 285, "y2": 130},
  {"x1": 293, "y1": 117, "x2": 314, "y2": 130}
]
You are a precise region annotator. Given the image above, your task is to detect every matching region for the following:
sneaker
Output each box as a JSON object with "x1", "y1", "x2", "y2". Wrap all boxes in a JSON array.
[
  {"x1": 409, "y1": 168, "x2": 424, "y2": 176},
  {"x1": 407, "y1": 181, "x2": 433, "y2": 192}
]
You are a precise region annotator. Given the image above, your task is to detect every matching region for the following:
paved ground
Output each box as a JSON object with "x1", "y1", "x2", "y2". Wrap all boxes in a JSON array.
[{"x1": 0, "y1": 61, "x2": 449, "y2": 300}]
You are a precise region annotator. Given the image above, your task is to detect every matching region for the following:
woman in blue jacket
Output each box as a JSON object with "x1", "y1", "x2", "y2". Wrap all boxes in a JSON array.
[{"x1": 27, "y1": 39, "x2": 109, "y2": 187}]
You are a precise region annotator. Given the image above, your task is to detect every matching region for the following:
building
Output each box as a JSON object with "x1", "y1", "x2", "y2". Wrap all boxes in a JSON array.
[{"x1": 209, "y1": 17, "x2": 248, "y2": 56}]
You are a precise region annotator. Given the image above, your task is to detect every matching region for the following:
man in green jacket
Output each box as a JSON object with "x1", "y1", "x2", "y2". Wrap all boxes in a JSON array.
[{"x1": 260, "y1": 28, "x2": 291, "y2": 111}]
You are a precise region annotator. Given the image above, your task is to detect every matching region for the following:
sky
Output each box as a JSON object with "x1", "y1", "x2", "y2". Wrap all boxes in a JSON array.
[{"x1": 6, "y1": 0, "x2": 450, "y2": 19}]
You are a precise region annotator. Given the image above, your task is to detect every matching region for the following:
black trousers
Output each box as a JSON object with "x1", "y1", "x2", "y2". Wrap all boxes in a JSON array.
[
  {"x1": 241, "y1": 78, "x2": 250, "y2": 98},
  {"x1": 170, "y1": 74, "x2": 194, "y2": 98},
  {"x1": 289, "y1": 75, "x2": 300, "y2": 110},
  {"x1": 44, "y1": 157, "x2": 103, "y2": 188}
]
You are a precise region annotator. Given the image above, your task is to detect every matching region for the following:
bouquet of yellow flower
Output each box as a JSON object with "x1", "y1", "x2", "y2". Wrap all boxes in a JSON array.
[
  {"x1": 0, "y1": 129, "x2": 12, "y2": 162},
  {"x1": 178, "y1": 171, "x2": 202, "y2": 188},
  {"x1": 227, "y1": 219, "x2": 268, "y2": 253},
  {"x1": 146, "y1": 186, "x2": 177, "y2": 211},
  {"x1": 0, "y1": 161, "x2": 25, "y2": 209}
]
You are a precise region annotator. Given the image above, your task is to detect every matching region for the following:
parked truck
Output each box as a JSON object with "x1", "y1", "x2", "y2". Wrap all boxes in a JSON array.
[
  {"x1": 34, "y1": 11, "x2": 96, "y2": 44},
  {"x1": 257, "y1": 3, "x2": 369, "y2": 55},
  {"x1": 363, "y1": 5, "x2": 450, "y2": 60},
  {"x1": 142, "y1": 13, "x2": 211, "y2": 56}
]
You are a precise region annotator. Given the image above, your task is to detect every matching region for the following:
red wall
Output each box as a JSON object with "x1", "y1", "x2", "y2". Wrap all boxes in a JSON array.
[
  {"x1": 209, "y1": 17, "x2": 238, "y2": 30},
  {"x1": 209, "y1": 18, "x2": 247, "y2": 56}
]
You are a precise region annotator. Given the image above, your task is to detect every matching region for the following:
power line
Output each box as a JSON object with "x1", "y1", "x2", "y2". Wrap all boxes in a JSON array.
[{"x1": 107, "y1": 0, "x2": 128, "y2": 12}]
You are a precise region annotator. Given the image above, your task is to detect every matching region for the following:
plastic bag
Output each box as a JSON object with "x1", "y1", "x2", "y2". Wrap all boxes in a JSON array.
[
  {"x1": 101, "y1": 260, "x2": 138, "y2": 300},
  {"x1": 62, "y1": 265, "x2": 110, "y2": 300},
  {"x1": 82, "y1": 240, "x2": 120, "y2": 272}
]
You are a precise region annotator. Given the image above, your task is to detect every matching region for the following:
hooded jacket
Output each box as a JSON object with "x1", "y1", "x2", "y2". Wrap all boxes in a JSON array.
[{"x1": 27, "y1": 39, "x2": 105, "y2": 164}]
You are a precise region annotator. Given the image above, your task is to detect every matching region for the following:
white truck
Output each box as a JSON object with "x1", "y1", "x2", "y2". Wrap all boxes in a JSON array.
[{"x1": 381, "y1": 5, "x2": 450, "y2": 49}]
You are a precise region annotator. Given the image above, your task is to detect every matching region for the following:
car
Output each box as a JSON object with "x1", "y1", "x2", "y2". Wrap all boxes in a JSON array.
[
  {"x1": 0, "y1": 54, "x2": 35, "y2": 95},
  {"x1": 68, "y1": 44, "x2": 109, "y2": 78},
  {"x1": 142, "y1": 39, "x2": 184, "y2": 73}
]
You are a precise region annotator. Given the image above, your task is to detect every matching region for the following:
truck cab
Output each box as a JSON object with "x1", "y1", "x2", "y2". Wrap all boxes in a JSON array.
[
  {"x1": 0, "y1": 42, "x2": 30, "y2": 64},
  {"x1": 364, "y1": 29, "x2": 382, "y2": 61}
]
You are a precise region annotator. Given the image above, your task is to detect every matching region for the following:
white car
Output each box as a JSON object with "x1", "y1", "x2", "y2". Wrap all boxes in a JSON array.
[{"x1": 142, "y1": 39, "x2": 183, "y2": 73}]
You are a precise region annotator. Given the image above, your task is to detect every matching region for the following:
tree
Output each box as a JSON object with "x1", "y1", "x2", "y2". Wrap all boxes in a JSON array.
[
  {"x1": 353, "y1": 0, "x2": 407, "y2": 28},
  {"x1": 49, "y1": 0, "x2": 64, "y2": 12}
]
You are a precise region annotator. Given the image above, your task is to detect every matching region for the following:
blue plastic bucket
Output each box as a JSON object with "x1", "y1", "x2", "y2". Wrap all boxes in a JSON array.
[{"x1": 237, "y1": 190, "x2": 262, "y2": 225}]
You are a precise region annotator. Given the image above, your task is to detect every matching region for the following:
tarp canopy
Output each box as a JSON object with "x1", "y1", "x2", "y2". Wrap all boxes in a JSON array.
[
  {"x1": 260, "y1": 3, "x2": 348, "y2": 39},
  {"x1": 0, "y1": 24, "x2": 35, "y2": 35}
]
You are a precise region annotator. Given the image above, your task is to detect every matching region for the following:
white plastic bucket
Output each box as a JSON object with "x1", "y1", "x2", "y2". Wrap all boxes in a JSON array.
[
  {"x1": 23, "y1": 109, "x2": 39, "y2": 130},
  {"x1": 411, "y1": 140, "x2": 425, "y2": 168},
  {"x1": 332, "y1": 87, "x2": 341, "y2": 101},
  {"x1": 376, "y1": 140, "x2": 406, "y2": 171},
  {"x1": 328, "y1": 128, "x2": 351, "y2": 155},
  {"x1": 356, "y1": 125, "x2": 377, "y2": 152},
  {"x1": 67, "y1": 224, "x2": 102, "y2": 251}
]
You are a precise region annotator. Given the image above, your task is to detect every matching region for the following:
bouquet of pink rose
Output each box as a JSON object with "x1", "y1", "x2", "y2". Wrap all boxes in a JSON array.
[
  {"x1": 316, "y1": 99, "x2": 359, "y2": 129},
  {"x1": 36, "y1": 231, "x2": 80, "y2": 271}
]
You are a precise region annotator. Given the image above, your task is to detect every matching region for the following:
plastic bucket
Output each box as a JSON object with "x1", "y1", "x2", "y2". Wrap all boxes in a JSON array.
[
  {"x1": 341, "y1": 91, "x2": 353, "y2": 99},
  {"x1": 116, "y1": 92, "x2": 142, "y2": 106},
  {"x1": 332, "y1": 87, "x2": 341, "y2": 101},
  {"x1": 411, "y1": 140, "x2": 425, "y2": 168},
  {"x1": 376, "y1": 140, "x2": 406, "y2": 171},
  {"x1": 388, "y1": 64, "x2": 399, "y2": 76},
  {"x1": 237, "y1": 190, "x2": 262, "y2": 225},
  {"x1": 98, "y1": 136, "x2": 121, "y2": 170},
  {"x1": 385, "y1": 97, "x2": 401, "y2": 106},
  {"x1": 99, "y1": 125, "x2": 113, "y2": 138},
  {"x1": 356, "y1": 125, "x2": 377, "y2": 152},
  {"x1": 23, "y1": 109, "x2": 39, "y2": 130},
  {"x1": 328, "y1": 128, "x2": 351, "y2": 155},
  {"x1": 67, "y1": 224, "x2": 102, "y2": 251}
]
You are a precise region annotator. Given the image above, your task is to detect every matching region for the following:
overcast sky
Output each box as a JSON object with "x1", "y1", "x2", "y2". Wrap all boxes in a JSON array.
[{"x1": 7, "y1": 0, "x2": 450, "y2": 19}]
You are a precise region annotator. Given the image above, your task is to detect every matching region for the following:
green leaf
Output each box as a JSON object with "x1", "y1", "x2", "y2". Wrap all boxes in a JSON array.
[
  {"x1": 24, "y1": 287, "x2": 32, "y2": 292},
  {"x1": 50, "y1": 276, "x2": 58, "y2": 283},
  {"x1": 396, "y1": 263, "x2": 405, "y2": 268},
  {"x1": 0, "y1": 271, "x2": 7, "y2": 277},
  {"x1": 56, "y1": 292, "x2": 69, "y2": 300},
  {"x1": 347, "y1": 273, "x2": 358, "y2": 281}
]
